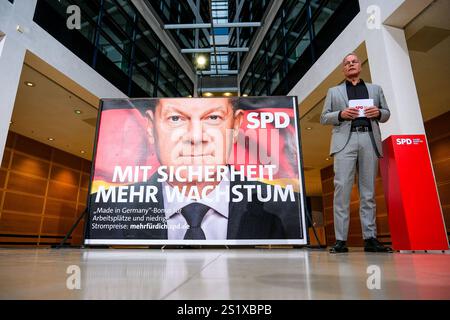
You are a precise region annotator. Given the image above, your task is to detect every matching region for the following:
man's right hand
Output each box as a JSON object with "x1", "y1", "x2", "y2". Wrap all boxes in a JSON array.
[{"x1": 340, "y1": 107, "x2": 360, "y2": 120}]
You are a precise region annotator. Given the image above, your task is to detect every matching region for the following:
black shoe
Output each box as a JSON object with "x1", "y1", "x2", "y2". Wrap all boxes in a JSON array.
[
  {"x1": 364, "y1": 238, "x2": 393, "y2": 252},
  {"x1": 329, "y1": 240, "x2": 349, "y2": 253}
]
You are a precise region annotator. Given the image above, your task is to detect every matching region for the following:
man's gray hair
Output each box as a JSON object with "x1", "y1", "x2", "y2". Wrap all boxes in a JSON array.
[{"x1": 342, "y1": 52, "x2": 360, "y2": 64}]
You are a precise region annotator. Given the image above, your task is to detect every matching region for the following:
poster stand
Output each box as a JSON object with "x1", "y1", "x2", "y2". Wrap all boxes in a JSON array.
[
  {"x1": 55, "y1": 97, "x2": 320, "y2": 249},
  {"x1": 52, "y1": 209, "x2": 88, "y2": 248},
  {"x1": 54, "y1": 207, "x2": 324, "y2": 249}
]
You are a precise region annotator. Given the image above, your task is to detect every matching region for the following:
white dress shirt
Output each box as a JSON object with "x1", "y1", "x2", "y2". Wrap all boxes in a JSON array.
[{"x1": 162, "y1": 179, "x2": 230, "y2": 240}]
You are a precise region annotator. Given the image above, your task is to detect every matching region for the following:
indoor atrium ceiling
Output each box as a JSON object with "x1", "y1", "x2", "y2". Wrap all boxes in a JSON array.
[
  {"x1": 143, "y1": 0, "x2": 269, "y2": 96},
  {"x1": 8, "y1": 0, "x2": 449, "y2": 197}
]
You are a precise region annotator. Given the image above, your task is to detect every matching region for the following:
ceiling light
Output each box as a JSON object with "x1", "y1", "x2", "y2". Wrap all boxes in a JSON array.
[
  {"x1": 223, "y1": 92, "x2": 232, "y2": 97},
  {"x1": 306, "y1": 127, "x2": 312, "y2": 130},
  {"x1": 25, "y1": 81, "x2": 35, "y2": 87},
  {"x1": 74, "y1": 109, "x2": 82, "y2": 115},
  {"x1": 242, "y1": 94, "x2": 248, "y2": 97},
  {"x1": 187, "y1": 95, "x2": 192, "y2": 98},
  {"x1": 325, "y1": 157, "x2": 330, "y2": 161},
  {"x1": 203, "y1": 92, "x2": 213, "y2": 97},
  {"x1": 47, "y1": 137, "x2": 54, "y2": 141},
  {"x1": 80, "y1": 150, "x2": 86, "y2": 154},
  {"x1": 196, "y1": 55, "x2": 208, "y2": 69}
]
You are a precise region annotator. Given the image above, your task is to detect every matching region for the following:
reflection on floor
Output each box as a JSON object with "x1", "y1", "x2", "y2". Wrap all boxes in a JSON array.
[{"x1": 0, "y1": 248, "x2": 449, "y2": 300}]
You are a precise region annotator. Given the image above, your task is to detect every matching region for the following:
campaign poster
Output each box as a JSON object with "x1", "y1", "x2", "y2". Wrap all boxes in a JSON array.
[{"x1": 84, "y1": 97, "x2": 307, "y2": 245}]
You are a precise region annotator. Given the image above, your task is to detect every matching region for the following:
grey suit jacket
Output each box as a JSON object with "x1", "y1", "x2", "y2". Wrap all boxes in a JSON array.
[{"x1": 320, "y1": 82, "x2": 390, "y2": 157}]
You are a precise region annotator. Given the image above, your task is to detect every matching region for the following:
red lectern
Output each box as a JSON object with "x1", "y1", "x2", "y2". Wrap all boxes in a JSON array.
[{"x1": 380, "y1": 135, "x2": 448, "y2": 250}]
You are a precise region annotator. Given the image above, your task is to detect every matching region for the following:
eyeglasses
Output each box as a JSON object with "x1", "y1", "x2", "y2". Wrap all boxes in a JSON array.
[{"x1": 344, "y1": 59, "x2": 360, "y2": 67}]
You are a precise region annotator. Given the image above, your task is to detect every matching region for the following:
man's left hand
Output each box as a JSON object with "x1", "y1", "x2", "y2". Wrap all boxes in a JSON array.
[{"x1": 364, "y1": 106, "x2": 380, "y2": 119}]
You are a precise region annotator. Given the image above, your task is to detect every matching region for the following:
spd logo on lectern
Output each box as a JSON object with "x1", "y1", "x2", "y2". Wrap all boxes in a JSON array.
[
  {"x1": 396, "y1": 138, "x2": 423, "y2": 145},
  {"x1": 396, "y1": 138, "x2": 412, "y2": 145}
]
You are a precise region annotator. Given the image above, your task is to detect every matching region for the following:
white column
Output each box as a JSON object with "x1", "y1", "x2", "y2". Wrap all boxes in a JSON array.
[
  {"x1": 0, "y1": 0, "x2": 37, "y2": 162},
  {"x1": 0, "y1": 36, "x2": 25, "y2": 161},
  {"x1": 365, "y1": 24, "x2": 425, "y2": 139}
]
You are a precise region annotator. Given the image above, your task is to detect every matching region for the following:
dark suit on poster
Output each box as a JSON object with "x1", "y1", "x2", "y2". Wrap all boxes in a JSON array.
[{"x1": 87, "y1": 173, "x2": 303, "y2": 240}]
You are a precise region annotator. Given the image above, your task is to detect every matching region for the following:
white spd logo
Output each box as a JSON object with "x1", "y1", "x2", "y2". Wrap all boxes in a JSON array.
[
  {"x1": 246, "y1": 112, "x2": 290, "y2": 129},
  {"x1": 396, "y1": 138, "x2": 423, "y2": 145}
]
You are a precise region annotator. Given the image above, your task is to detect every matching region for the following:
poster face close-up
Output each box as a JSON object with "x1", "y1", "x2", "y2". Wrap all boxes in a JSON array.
[{"x1": 84, "y1": 96, "x2": 307, "y2": 245}]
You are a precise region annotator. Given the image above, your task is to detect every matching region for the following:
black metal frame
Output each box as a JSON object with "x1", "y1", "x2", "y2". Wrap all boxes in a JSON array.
[
  {"x1": 240, "y1": 0, "x2": 359, "y2": 97},
  {"x1": 228, "y1": 0, "x2": 270, "y2": 70},
  {"x1": 149, "y1": 0, "x2": 210, "y2": 50},
  {"x1": 33, "y1": 0, "x2": 194, "y2": 98}
]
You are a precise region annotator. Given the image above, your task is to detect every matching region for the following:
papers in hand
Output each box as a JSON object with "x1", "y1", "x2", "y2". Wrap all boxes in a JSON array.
[{"x1": 349, "y1": 99, "x2": 373, "y2": 118}]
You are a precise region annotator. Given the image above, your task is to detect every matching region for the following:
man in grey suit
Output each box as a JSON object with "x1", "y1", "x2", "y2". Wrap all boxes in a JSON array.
[{"x1": 320, "y1": 53, "x2": 393, "y2": 253}]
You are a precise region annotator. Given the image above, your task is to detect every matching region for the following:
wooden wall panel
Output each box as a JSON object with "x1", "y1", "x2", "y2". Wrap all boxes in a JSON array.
[
  {"x1": 7, "y1": 172, "x2": 47, "y2": 196},
  {"x1": 322, "y1": 192, "x2": 333, "y2": 207},
  {"x1": 376, "y1": 214, "x2": 390, "y2": 235},
  {"x1": 3, "y1": 193, "x2": 44, "y2": 214},
  {"x1": 429, "y1": 136, "x2": 450, "y2": 160},
  {"x1": 78, "y1": 189, "x2": 88, "y2": 204},
  {"x1": 5, "y1": 132, "x2": 15, "y2": 148},
  {"x1": 437, "y1": 182, "x2": 450, "y2": 203},
  {"x1": 0, "y1": 131, "x2": 92, "y2": 246},
  {"x1": 50, "y1": 165, "x2": 80, "y2": 185},
  {"x1": 1, "y1": 150, "x2": 10, "y2": 168},
  {"x1": 45, "y1": 199, "x2": 77, "y2": 218},
  {"x1": 426, "y1": 111, "x2": 450, "y2": 236},
  {"x1": 0, "y1": 212, "x2": 42, "y2": 235},
  {"x1": 41, "y1": 216, "x2": 76, "y2": 236},
  {"x1": 375, "y1": 196, "x2": 388, "y2": 217},
  {"x1": 320, "y1": 111, "x2": 450, "y2": 246},
  {"x1": 81, "y1": 159, "x2": 91, "y2": 173},
  {"x1": 10, "y1": 153, "x2": 50, "y2": 179},
  {"x1": 0, "y1": 169, "x2": 6, "y2": 188},
  {"x1": 433, "y1": 160, "x2": 450, "y2": 184},
  {"x1": 71, "y1": 217, "x2": 86, "y2": 244},
  {"x1": 81, "y1": 173, "x2": 90, "y2": 189},
  {"x1": 15, "y1": 135, "x2": 52, "y2": 160},
  {"x1": 443, "y1": 206, "x2": 450, "y2": 230},
  {"x1": 0, "y1": 236, "x2": 40, "y2": 245},
  {"x1": 424, "y1": 110, "x2": 450, "y2": 141},
  {"x1": 321, "y1": 178, "x2": 334, "y2": 194},
  {"x1": 47, "y1": 181, "x2": 79, "y2": 202},
  {"x1": 53, "y1": 149, "x2": 82, "y2": 171}
]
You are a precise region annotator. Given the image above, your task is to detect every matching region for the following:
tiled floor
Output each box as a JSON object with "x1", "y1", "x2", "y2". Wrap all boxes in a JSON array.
[{"x1": 0, "y1": 248, "x2": 449, "y2": 299}]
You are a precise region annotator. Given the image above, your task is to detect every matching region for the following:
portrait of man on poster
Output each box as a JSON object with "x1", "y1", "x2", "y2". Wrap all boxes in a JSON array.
[{"x1": 88, "y1": 97, "x2": 304, "y2": 242}]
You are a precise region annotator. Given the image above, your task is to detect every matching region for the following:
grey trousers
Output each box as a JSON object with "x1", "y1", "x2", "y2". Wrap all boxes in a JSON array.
[{"x1": 333, "y1": 131, "x2": 378, "y2": 241}]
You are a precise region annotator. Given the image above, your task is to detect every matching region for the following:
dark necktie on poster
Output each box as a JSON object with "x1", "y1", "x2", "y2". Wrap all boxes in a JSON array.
[{"x1": 182, "y1": 203, "x2": 210, "y2": 240}]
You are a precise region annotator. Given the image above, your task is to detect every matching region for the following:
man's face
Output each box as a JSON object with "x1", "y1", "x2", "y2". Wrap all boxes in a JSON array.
[
  {"x1": 147, "y1": 98, "x2": 243, "y2": 173},
  {"x1": 343, "y1": 54, "x2": 361, "y2": 78}
]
